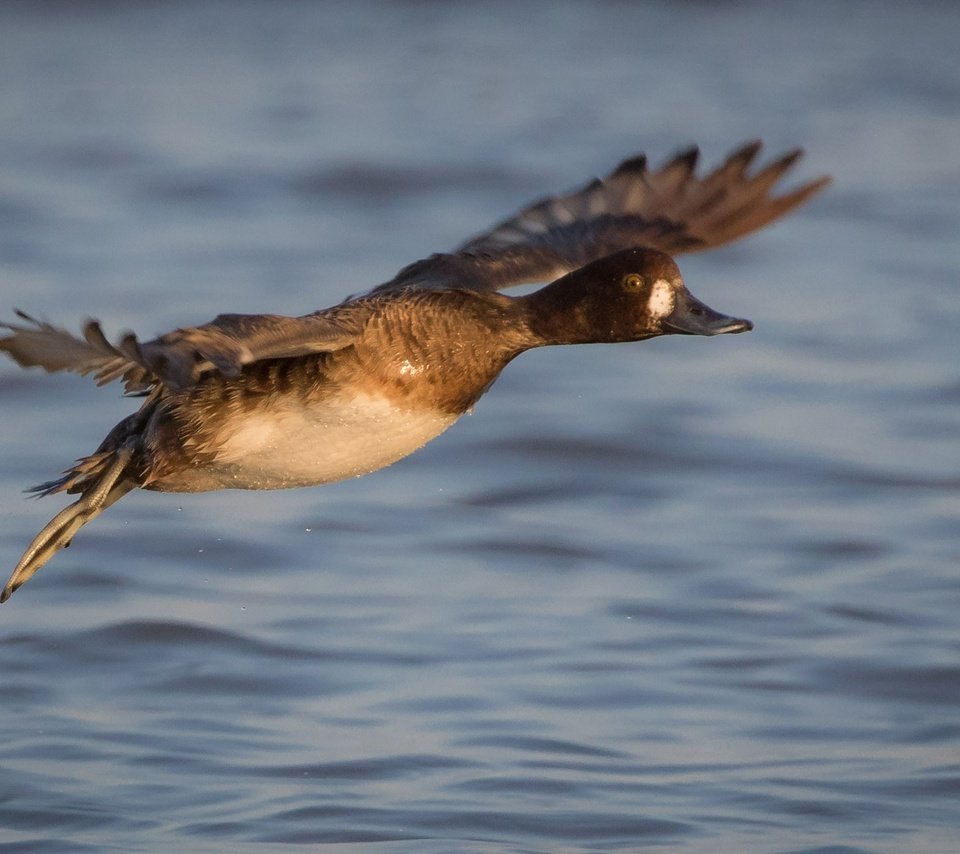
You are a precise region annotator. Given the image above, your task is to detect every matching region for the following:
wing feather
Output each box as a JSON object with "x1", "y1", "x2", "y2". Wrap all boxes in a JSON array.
[
  {"x1": 371, "y1": 141, "x2": 829, "y2": 294},
  {"x1": 1, "y1": 309, "x2": 366, "y2": 392}
]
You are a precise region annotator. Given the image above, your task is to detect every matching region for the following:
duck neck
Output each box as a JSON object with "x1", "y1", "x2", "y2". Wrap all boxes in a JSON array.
[{"x1": 519, "y1": 276, "x2": 605, "y2": 347}]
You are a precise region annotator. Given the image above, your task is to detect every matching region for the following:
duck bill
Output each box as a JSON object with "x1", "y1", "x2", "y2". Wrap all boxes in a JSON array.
[{"x1": 662, "y1": 290, "x2": 754, "y2": 336}]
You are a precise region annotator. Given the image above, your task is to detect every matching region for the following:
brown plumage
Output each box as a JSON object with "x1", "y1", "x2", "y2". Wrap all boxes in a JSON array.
[{"x1": 0, "y1": 142, "x2": 829, "y2": 602}]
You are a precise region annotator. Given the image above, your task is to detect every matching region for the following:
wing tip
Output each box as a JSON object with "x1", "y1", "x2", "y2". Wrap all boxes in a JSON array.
[
  {"x1": 610, "y1": 153, "x2": 648, "y2": 179},
  {"x1": 666, "y1": 145, "x2": 700, "y2": 173}
]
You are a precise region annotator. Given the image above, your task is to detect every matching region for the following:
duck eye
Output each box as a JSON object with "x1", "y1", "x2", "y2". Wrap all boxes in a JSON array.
[{"x1": 621, "y1": 273, "x2": 645, "y2": 291}]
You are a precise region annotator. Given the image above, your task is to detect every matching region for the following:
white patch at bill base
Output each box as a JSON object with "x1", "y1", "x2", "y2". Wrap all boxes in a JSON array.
[{"x1": 647, "y1": 279, "x2": 676, "y2": 319}]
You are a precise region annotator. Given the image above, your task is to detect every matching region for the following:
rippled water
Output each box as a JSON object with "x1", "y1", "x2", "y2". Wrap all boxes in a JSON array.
[{"x1": 1, "y1": 2, "x2": 958, "y2": 851}]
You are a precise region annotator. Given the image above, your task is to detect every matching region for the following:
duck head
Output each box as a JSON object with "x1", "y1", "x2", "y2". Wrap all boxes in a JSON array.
[{"x1": 523, "y1": 247, "x2": 753, "y2": 346}]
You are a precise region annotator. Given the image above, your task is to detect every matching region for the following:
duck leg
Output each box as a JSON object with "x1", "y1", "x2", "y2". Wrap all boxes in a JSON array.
[{"x1": 1, "y1": 441, "x2": 137, "y2": 603}]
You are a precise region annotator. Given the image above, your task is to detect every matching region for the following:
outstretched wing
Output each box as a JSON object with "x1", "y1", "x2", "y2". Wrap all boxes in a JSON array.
[
  {"x1": 1, "y1": 309, "x2": 366, "y2": 392},
  {"x1": 0, "y1": 311, "x2": 155, "y2": 391},
  {"x1": 371, "y1": 140, "x2": 830, "y2": 294},
  {"x1": 135, "y1": 310, "x2": 365, "y2": 390}
]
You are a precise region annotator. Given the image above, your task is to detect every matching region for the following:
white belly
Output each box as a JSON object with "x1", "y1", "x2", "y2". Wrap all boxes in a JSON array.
[{"x1": 193, "y1": 391, "x2": 459, "y2": 490}]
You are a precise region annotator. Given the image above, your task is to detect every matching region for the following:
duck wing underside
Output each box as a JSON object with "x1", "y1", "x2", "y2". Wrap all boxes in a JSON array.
[
  {"x1": 372, "y1": 140, "x2": 830, "y2": 294},
  {"x1": 0, "y1": 309, "x2": 366, "y2": 393}
]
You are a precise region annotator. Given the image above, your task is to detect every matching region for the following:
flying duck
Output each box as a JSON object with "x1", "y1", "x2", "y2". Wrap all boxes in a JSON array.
[{"x1": 0, "y1": 141, "x2": 829, "y2": 602}]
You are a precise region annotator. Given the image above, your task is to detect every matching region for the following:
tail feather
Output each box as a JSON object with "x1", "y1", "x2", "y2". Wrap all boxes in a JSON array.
[
  {"x1": 1, "y1": 441, "x2": 138, "y2": 603},
  {"x1": 28, "y1": 451, "x2": 117, "y2": 498}
]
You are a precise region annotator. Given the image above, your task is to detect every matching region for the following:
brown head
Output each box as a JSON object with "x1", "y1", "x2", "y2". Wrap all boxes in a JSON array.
[{"x1": 521, "y1": 247, "x2": 753, "y2": 346}]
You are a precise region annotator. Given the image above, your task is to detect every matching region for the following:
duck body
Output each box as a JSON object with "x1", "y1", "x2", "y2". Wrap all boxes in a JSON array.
[
  {"x1": 142, "y1": 363, "x2": 464, "y2": 492},
  {"x1": 0, "y1": 141, "x2": 829, "y2": 602},
  {"x1": 143, "y1": 288, "x2": 527, "y2": 492}
]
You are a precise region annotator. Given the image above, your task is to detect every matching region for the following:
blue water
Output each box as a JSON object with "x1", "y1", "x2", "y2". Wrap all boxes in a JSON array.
[{"x1": 1, "y1": 2, "x2": 958, "y2": 851}]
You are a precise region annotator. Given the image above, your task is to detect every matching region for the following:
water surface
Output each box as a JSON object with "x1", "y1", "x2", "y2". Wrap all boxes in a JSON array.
[{"x1": 1, "y1": 2, "x2": 958, "y2": 851}]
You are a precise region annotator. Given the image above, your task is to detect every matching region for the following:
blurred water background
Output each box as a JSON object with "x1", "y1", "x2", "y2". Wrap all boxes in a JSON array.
[{"x1": 0, "y1": 1, "x2": 958, "y2": 851}]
